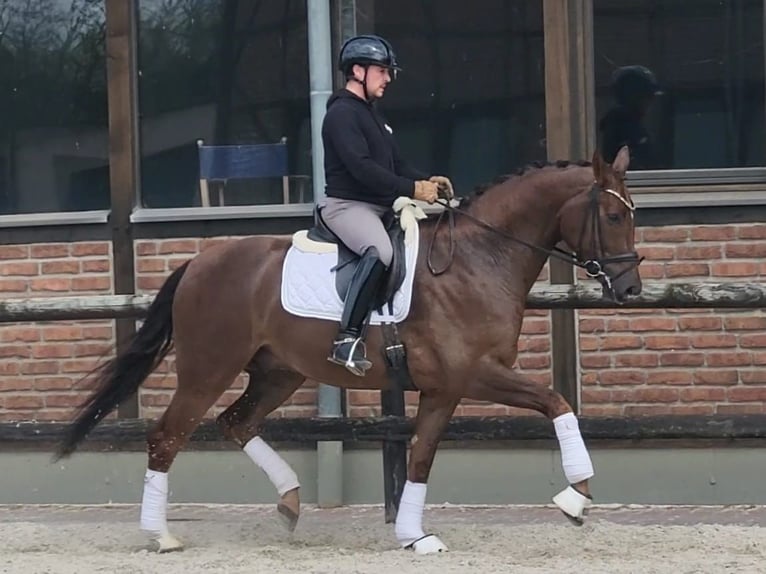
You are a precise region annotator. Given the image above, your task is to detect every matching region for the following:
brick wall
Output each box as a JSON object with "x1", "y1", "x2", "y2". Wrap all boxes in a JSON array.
[
  {"x1": 579, "y1": 223, "x2": 766, "y2": 416},
  {"x1": 0, "y1": 242, "x2": 114, "y2": 421},
  {"x1": 0, "y1": 222, "x2": 763, "y2": 424}
]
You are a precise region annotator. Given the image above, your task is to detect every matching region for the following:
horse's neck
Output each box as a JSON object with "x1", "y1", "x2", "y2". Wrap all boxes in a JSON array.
[{"x1": 464, "y1": 169, "x2": 587, "y2": 290}]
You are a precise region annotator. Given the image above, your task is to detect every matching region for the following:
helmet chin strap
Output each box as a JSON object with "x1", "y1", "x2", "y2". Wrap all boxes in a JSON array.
[{"x1": 350, "y1": 67, "x2": 376, "y2": 101}]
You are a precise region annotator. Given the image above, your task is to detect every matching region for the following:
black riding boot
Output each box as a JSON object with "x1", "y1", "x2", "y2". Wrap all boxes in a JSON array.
[{"x1": 328, "y1": 247, "x2": 387, "y2": 376}]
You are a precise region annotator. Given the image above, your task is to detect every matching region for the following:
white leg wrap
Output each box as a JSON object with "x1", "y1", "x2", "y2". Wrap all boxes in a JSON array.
[
  {"x1": 140, "y1": 469, "x2": 169, "y2": 535},
  {"x1": 243, "y1": 436, "x2": 300, "y2": 496},
  {"x1": 553, "y1": 412, "x2": 594, "y2": 484},
  {"x1": 394, "y1": 480, "x2": 427, "y2": 547}
]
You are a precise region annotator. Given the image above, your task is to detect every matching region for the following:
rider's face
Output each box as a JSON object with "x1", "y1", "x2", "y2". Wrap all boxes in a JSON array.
[{"x1": 360, "y1": 65, "x2": 392, "y2": 98}]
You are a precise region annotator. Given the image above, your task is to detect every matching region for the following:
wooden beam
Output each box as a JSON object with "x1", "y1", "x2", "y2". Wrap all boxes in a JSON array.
[
  {"x1": 105, "y1": 0, "x2": 139, "y2": 418},
  {"x1": 0, "y1": 282, "x2": 763, "y2": 323},
  {"x1": 6, "y1": 415, "x2": 766, "y2": 446},
  {"x1": 543, "y1": 0, "x2": 595, "y2": 413}
]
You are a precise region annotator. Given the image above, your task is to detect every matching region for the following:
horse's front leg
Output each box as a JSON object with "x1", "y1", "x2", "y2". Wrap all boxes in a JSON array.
[
  {"x1": 394, "y1": 393, "x2": 458, "y2": 554},
  {"x1": 465, "y1": 359, "x2": 594, "y2": 525}
]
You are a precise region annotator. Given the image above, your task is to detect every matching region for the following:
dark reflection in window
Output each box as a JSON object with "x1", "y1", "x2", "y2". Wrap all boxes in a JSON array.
[
  {"x1": 0, "y1": 0, "x2": 109, "y2": 214},
  {"x1": 371, "y1": 0, "x2": 546, "y2": 194},
  {"x1": 137, "y1": 0, "x2": 312, "y2": 208},
  {"x1": 594, "y1": 0, "x2": 764, "y2": 171}
]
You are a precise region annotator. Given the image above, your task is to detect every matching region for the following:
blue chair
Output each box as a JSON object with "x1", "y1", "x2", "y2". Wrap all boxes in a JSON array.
[{"x1": 197, "y1": 137, "x2": 295, "y2": 206}]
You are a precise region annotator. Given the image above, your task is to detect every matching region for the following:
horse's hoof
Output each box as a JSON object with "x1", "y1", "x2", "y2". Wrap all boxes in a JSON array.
[
  {"x1": 552, "y1": 485, "x2": 592, "y2": 526},
  {"x1": 277, "y1": 487, "x2": 300, "y2": 533},
  {"x1": 156, "y1": 532, "x2": 184, "y2": 553},
  {"x1": 404, "y1": 534, "x2": 448, "y2": 555}
]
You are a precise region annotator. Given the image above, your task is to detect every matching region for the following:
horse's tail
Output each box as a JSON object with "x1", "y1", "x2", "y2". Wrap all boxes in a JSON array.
[{"x1": 55, "y1": 260, "x2": 191, "y2": 460}]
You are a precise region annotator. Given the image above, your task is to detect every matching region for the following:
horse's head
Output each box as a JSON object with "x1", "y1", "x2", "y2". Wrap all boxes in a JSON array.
[{"x1": 558, "y1": 146, "x2": 642, "y2": 302}]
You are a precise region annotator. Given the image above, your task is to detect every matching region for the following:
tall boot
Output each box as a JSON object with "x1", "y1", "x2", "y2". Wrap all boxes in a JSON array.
[{"x1": 328, "y1": 247, "x2": 387, "y2": 376}]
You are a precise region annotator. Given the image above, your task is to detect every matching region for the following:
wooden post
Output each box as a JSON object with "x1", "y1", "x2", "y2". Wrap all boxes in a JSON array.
[
  {"x1": 380, "y1": 387, "x2": 408, "y2": 523},
  {"x1": 543, "y1": 0, "x2": 595, "y2": 413},
  {"x1": 105, "y1": 0, "x2": 140, "y2": 418}
]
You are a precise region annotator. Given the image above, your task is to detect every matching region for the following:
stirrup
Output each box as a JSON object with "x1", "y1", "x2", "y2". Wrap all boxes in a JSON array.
[{"x1": 327, "y1": 337, "x2": 372, "y2": 376}]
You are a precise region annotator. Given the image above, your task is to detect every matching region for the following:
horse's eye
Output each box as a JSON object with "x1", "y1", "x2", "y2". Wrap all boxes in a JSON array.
[{"x1": 606, "y1": 213, "x2": 622, "y2": 224}]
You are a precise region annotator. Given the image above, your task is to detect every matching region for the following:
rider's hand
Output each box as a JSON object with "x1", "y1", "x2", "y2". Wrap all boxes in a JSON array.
[
  {"x1": 413, "y1": 180, "x2": 439, "y2": 204},
  {"x1": 429, "y1": 175, "x2": 454, "y2": 199}
]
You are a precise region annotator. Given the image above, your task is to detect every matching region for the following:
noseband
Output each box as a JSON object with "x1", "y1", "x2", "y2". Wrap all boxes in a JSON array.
[{"x1": 427, "y1": 183, "x2": 643, "y2": 285}]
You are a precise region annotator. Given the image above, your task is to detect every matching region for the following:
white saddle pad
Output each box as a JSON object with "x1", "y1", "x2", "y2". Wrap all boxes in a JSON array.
[{"x1": 280, "y1": 198, "x2": 424, "y2": 325}]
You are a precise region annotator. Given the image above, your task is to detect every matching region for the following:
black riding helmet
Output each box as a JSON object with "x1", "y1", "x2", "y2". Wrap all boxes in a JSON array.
[{"x1": 338, "y1": 34, "x2": 402, "y2": 79}]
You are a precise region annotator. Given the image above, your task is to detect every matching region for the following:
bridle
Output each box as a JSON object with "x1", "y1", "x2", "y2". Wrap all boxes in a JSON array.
[{"x1": 426, "y1": 182, "x2": 643, "y2": 291}]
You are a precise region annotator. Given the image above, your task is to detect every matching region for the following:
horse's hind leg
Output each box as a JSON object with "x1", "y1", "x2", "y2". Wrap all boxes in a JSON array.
[
  {"x1": 464, "y1": 359, "x2": 594, "y2": 525},
  {"x1": 394, "y1": 393, "x2": 458, "y2": 554},
  {"x1": 216, "y1": 366, "x2": 305, "y2": 532}
]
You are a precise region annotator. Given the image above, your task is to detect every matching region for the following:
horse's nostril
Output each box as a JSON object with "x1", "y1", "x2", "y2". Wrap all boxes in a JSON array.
[{"x1": 625, "y1": 284, "x2": 642, "y2": 297}]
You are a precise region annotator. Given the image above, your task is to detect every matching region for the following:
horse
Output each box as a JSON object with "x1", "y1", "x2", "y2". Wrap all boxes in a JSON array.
[{"x1": 55, "y1": 146, "x2": 641, "y2": 554}]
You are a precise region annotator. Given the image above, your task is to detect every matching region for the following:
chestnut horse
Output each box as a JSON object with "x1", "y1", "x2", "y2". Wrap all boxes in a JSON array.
[{"x1": 56, "y1": 147, "x2": 641, "y2": 554}]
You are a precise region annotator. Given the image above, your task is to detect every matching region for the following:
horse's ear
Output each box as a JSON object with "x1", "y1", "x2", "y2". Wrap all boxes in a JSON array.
[
  {"x1": 612, "y1": 146, "x2": 630, "y2": 176},
  {"x1": 591, "y1": 149, "x2": 605, "y2": 180}
]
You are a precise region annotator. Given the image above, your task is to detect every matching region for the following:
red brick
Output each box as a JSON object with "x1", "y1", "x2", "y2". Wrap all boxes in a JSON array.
[
  {"x1": 30, "y1": 278, "x2": 71, "y2": 292},
  {"x1": 580, "y1": 355, "x2": 611, "y2": 368},
  {"x1": 725, "y1": 243, "x2": 766, "y2": 258},
  {"x1": 679, "y1": 387, "x2": 726, "y2": 402},
  {"x1": 168, "y1": 258, "x2": 190, "y2": 270},
  {"x1": 30, "y1": 244, "x2": 69, "y2": 258},
  {"x1": 724, "y1": 316, "x2": 766, "y2": 331},
  {"x1": 41, "y1": 260, "x2": 80, "y2": 274},
  {"x1": 137, "y1": 258, "x2": 166, "y2": 273},
  {"x1": 689, "y1": 226, "x2": 736, "y2": 241},
  {"x1": 712, "y1": 262, "x2": 760, "y2": 277},
  {"x1": 517, "y1": 338, "x2": 550, "y2": 353},
  {"x1": 624, "y1": 405, "x2": 674, "y2": 416},
  {"x1": 579, "y1": 318, "x2": 605, "y2": 333},
  {"x1": 71, "y1": 242, "x2": 110, "y2": 256},
  {"x1": 632, "y1": 388, "x2": 679, "y2": 402},
  {"x1": 4, "y1": 395, "x2": 44, "y2": 409},
  {"x1": 665, "y1": 263, "x2": 710, "y2": 278},
  {"x1": 646, "y1": 371, "x2": 692, "y2": 385},
  {"x1": 0, "y1": 378, "x2": 34, "y2": 391},
  {"x1": 0, "y1": 245, "x2": 29, "y2": 260},
  {"x1": 136, "y1": 242, "x2": 157, "y2": 256},
  {"x1": 157, "y1": 240, "x2": 199, "y2": 254},
  {"x1": 520, "y1": 319, "x2": 549, "y2": 335},
  {"x1": 738, "y1": 225, "x2": 766, "y2": 239},
  {"x1": 0, "y1": 345, "x2": 32, "y2": 358},
  {"x1": 598, "y1": 370, "x2": 646, "y2": 385},
  {"x1": 581, "y1": 405, "x2": 623, "y2": 416},
  {"x1": 42, "y1": 326, "x2": 82, "y2": 341},
  {"x1": 72, "y1": 276, "x2": 111, "y2": 291},
  {"x1": 81, "y1": 259, "x2": 110, "y2": 273},
  {"x1": 606, "y1": 319, "x2": 631, "y2": 331},
  {"x1": 679, "y1": 316, "x2": 722, "y2": 331},
  {"x1": 0, "y1": 262, "x2": 39, "y2": 276},
  {"x1": 45, "y1": 394, "x2": 84, "y2": 408},
  {"x1": 579, "y1": 336, "x2": 599, "y2": 351},
  {"x1": 74, "y1": 343, "x2": 112, "y2": 357},
  {"x1": 717, "y1": 404, "x2": 764, "y2": 415},
  {"x1": 581, "y1": 389, "x2": 612, "y2": 403},
  {"x1": 136, "y1": 276, "x2": 166, "y2": 291},
  {"x1": 20, "y1": 361, "x2": 59, "y2": 375},
  {"x1": 0, "y1": 279, "x2": 28, "y2": 292},
  {"x1": 82, "y1": 326, "x2": 114, "y2": 340},
  {"x1": 517, "y1": 355, "x2": 550, "y2": 369},
  {"x1": 34, "y1": 377, "x2": 77, "y2": 391},
  {"x1": 629, "y1": 318, "x2": 677, "y2": 331},
  {"x1": 644, "y1": 335, "x2": 690, "y2": 350},
  {"x1": 692, "y1": 370, "x2": 739, "y2": 385},
  {"x1": 0, "y1": 362, "x2": 19, "y2": 375},
  {"x1": 639, "y1": 246, "x2": 675, "y2": 260},
  {"x1": 614, "y1": 354, "x2": 658, "y2": 368},
  {"x1": 690, "y1": 334, "x2": 737, "y2": 348},
  {"x1": 0, "y1": 327, "x2": 40, "y2": 342},
  {"x1": 676, "y1": 245, "x2": 722, "y2": 259},
  {"x1": 641, "y1": 228, "x2": 689, "y2": 242},
  {"x1": 739, "y1": 334, "x2": 766, "y2": 348},
  {"x1": 728, "y1": 387, "x2": 766, "y2": 402},
  {"x1": 636, "y1": 263, "x2": 665, "y2": 279},
  {"x1": 32, "y1": 345, "x2": 73, "y2": 359},
  {"x1": 706, "y1": 352, "x2": 752, "y2": 367},
  {"x1": 659, "y1": 352, "x2": 706, "y2": 367},
  {"x1": 601, "y1": 336, "x2": 642, "y2": 350},
  {"x1": 740, "y1": 371, "x2": 766, "y2": 384}
]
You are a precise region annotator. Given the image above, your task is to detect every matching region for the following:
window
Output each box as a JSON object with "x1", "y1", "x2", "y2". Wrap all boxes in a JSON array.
[
  {"x1": 137, "y1": 0, "x2": 313, "y2": 209},
  {"x1": 0, "y1": 0, "x2": 109, "y2": 214},
  {"x1": 593, "y1": 0, "x2": 765, "y2": 176},
  {"x1": 371, "y1": 0, "x2": 546, "y2": 194}
]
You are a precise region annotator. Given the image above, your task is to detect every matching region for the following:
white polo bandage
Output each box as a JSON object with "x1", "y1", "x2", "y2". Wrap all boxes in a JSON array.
[
  {"x1": 394, "y1": 480, "x2": 427, "y2": 547},
  {"x1": 553, "y1": 412, "x2": 594, "y2": 484},
  {"x1": 243, "y1": 436, "x2": 300, "y2": 496},
  {"x1": 140, "y1": 469, "x2": 169, "y2": 535}
]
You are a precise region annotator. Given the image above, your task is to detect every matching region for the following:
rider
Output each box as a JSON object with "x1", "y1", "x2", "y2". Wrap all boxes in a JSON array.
[{"x1": 320, "y1": 34, "x2": 454, "y2": 376}]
